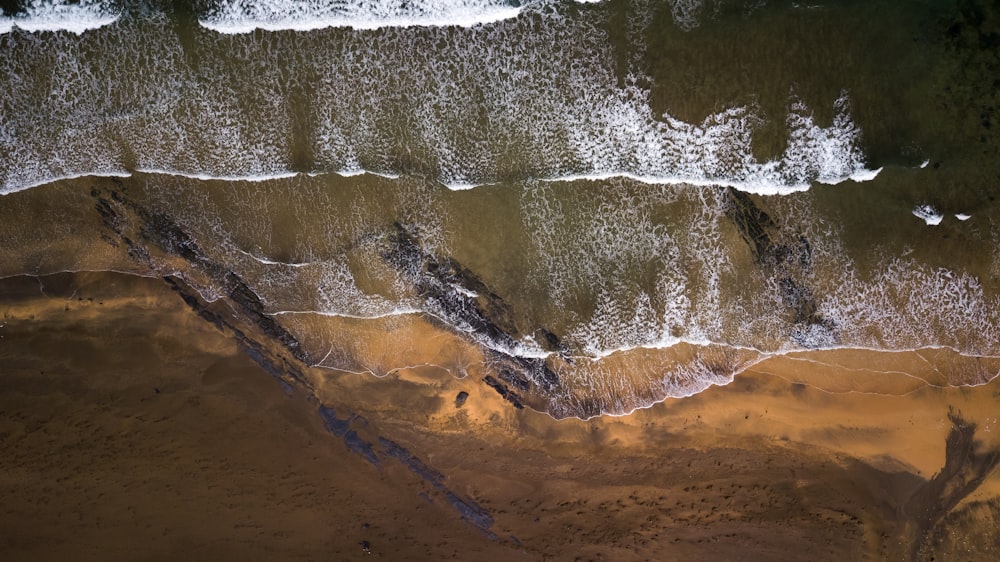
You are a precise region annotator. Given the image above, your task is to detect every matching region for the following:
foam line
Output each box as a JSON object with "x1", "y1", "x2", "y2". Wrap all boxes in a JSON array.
[
  {"x1": 534, "y1": 167, "x2": 880, "y2": 195},
  {"x1": 1, "y1": 171, "x2": 132, "y2": 196},
  {"x1": 135, "y1": 168, "x2": 300, "y2": 183},
  {"x1": 328, "y1": 168, "x2": 402, "y2": 179},
  {"x1": 1, "y1": 1, "x2": 119, "y2": 35},
  {"x1": 199, "y1": 0, "x2": 528, "y2": 33},
  {"x1": 268, "y1": 308, "x2": 424, "y2": 320},
  {"x1": 236, "y1": 249, "x2": 316, "y2": 268}
]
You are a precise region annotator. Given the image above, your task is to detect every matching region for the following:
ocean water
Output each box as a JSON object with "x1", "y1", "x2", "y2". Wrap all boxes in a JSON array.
[{"x1": 1, "y1": 0, "x2": 998, "y2": 418}]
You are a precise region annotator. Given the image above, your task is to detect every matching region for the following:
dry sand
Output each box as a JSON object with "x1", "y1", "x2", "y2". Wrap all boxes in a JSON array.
[{"x1": 2, "y1": 271, "x2": 999, "y2": 561}]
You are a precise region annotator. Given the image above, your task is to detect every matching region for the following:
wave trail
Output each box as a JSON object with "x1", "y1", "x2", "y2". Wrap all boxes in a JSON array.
[
  {"x1": 199, "y1": 0, "x2": 534, "y2": 33},
  {"x1": 134, "y1": 168, "x2": 299, "y2": 183},
  {"x1": 0, "y1": 171, "x2": 132, "y2": 196},
  {"x1": 0, "y1": 1, "x2": 119, "y2": 35}
]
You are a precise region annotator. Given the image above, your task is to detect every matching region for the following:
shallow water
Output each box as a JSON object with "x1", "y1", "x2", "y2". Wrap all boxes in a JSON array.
[{"x1": 1, "y1": 0, "x2": 998, "y2": 417}]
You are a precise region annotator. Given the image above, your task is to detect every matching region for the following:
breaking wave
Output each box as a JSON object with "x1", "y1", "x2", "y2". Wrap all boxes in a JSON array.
[
  {"x1": 199, "y1": 0, "x2": 532, "y2": 33},
  {"x1": 0, "y1": 0, "x2": 119, "y2": 35},
  {"x1": 0, "y1": 1, "x2": 877, "y2": 195}
]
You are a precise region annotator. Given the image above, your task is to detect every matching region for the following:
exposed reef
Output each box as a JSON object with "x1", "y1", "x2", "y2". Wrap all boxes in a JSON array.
[
  {"x1": 318, "y1": 406, "x2": 381, "y2": 467},
  {"x1": 381, "y1": 222, "x2": 566, "y2": 410},
  {"x1": 91, "y1": 185, "x2": 572, "y2": 419},
  {"x1": 379, "y1": 437, "x2": 496, "y2": 536},
  {"x1": 723, "y1": 188, "x2": 835, "y2": 346},
  {"x1": 317, "y1": 405, "x2": 498, "y2": 536},
  {"x1": 94, "y1": 186, "x2": 308, "y2": 363}
]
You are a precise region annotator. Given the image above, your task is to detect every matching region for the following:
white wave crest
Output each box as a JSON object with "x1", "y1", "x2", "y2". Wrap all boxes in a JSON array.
[
  {"x1": 200, "y1": 0, "x2": 531, "y2": 33},
  {"x1": 1, "y1": 1, "x2": 878, "y2": 196},
  {"x1": 135, "y1": 168, "x2": 299, "y2": 183},
  {"x1": 0, "y1": 171, "x2": 131, "y2": 196},
  {"x1": 912, "y1": 204, "x2": 943, "y2": 226},
  {"x1": 1, "y1": 1, "x2": 119, "y2": 35}
]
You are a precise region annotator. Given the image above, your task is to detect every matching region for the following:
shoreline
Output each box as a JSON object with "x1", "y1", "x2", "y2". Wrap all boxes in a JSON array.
[{"x1": 2, "y1": 270, "x2": 999, "y2": 560}]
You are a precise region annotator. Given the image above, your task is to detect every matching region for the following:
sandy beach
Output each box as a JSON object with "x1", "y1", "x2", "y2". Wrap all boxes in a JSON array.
[
  {"x1": 2, "y1": 271, "x2": 997, "y2": 561},
  {"x1": 3, "y1": 1, "x2": 1000, "y2": 560}
]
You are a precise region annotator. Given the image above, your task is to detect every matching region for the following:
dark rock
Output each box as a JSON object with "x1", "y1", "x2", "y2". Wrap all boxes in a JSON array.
[
  {"x1": 197, "y1": 309, "x2": 224, "y2": 330},
  {"x1": 96, "y1": 191, "x2": 310, "y2": 366},
  {"x1": 342, "y1": 431, "x2": 381, "y2": 467},
  {"x1": 444, "y1": 491, "x2": 495, "y2": 534},
  {"x1": 724, "y1": 188, "x2": 835, "y2": 346},
  {"x1": 483, "y1": 375, "x2": 524, "y2": 409},
  {"x1": 489, "y1": 351, "x2": 559, "y2": 392},
  {"x1": 162, "y1": 276, "x2": 309, "y2": 389},
  {"x1": 318, "y1": 406, "x2": 380, "y2": 467},
  {"x1": 378, "y1": 437, "x2": 495, "y2": 535},
  {"x1": 122, "y1": 236, "x2": 152, "y2": 267},
  {"x1": 379, "y1": 438, "x2": 446, "y2": 488},
  {"x1": 140, "y1": 209, "x2": 203, "y2": 263},
  {"x1": 498, "y1": 369, "x2": 530, "y2": 391},
  {"x1": 223, "y1": 272, "x2": 307, "y2": 362},
  {"x1": 95, "y1": 197, "x2": 124, "y2": 235},
  {"x1": 536, "y1": 328, "x2": 571, "y2": 359},
  {"x1": 380, "y1": 223, "x2": 561, "y2": 403},
  {"x1": 318, "y1": 405, "x2": 352, "y2": 437},
  {"x1": 723, "y1": 188, "x2": 775, "y2": 263}
]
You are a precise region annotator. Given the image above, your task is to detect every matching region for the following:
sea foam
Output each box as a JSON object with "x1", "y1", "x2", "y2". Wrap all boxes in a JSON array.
[
  {"x1": 1, "y1": 1, "x2": 878, "y2": 196},
  {"x1": 0, "y1": 171, "x2": 132, "y2": 196},
  {"x1": 199, "y1": 0, "x2": 532, "y2": 33},
  {"x1": 0, "y1": 0, "x2": 119, "y2": 35},
  {"x1": 135, "y1": 168, "x2": 300, "y2": 183},
  {"x1": 197, "y1": 0, "x2": 718, "y2": 35},
  {"x1": 912, "y1": 204, "x2": 944, "y2": 225}
]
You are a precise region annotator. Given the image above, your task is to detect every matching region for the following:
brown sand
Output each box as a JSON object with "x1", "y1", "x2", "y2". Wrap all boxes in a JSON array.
[{"x1": 2, "y1": 271, "x2": 999, "y2": 561}]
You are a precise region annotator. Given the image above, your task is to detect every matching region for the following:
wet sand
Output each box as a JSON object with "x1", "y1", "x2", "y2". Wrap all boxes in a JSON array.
[{"x1": 2, "y1": 271, "x2": 999, "y2": 561}]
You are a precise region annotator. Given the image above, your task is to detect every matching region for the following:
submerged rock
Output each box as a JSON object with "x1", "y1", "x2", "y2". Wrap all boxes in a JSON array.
[
  {"x1": 382, "y1": 222, "x2": 560, "y2": 406},
  {"x1": 724, "y1": 188, "x2": 835, "y2": 347}
]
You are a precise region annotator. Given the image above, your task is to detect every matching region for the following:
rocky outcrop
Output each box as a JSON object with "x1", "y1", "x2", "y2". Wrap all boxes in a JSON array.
[
  {"x1": 162, "y1": 275, "x2": 309, "y2": 391},
  {"x1": 723, "y1": 188, "x2": 835, "y2": 346},
  {"x1": 483, "y1": 375, "x2": 524, "y2": 410},
  {"x1": 90, "y1": 184, "x2": 512, "y2": 539},
  {"x1": 318, "y1": 406, "x2": 381, "y2": 467},
  {"x1": 382, "y1": 222, "x2": 563, "y2": 408},
  {"x1": 379, "y1": 437, "x2": 495, "y2": 536},
  {"x1": 93, "y1": 188, "x2": 308, "y2": 364}
]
